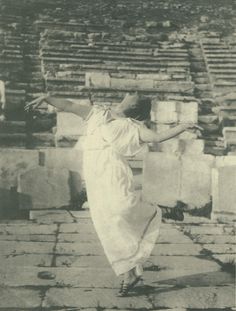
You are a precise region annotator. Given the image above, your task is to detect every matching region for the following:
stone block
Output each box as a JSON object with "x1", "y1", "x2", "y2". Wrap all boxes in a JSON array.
[
  {"x1": 0, "y1": 288, "x2": 42, "y2": 308},
  {"x1": 142, "y1": 153, "x2": 181, "y2": 207},
  {"x1": 42, "y1": 148, "x2": 84, "y2": 178},
  {"x1": 212, "y1": 165, "x2": 236, "y2": 216},
  {"x1": 0, "y1": 149, "x2": 39, "y2": 210},
  {"x1": 223, "y1": 127, "x2": 236, "y2": 146},
  {"x1": 18, "y1": 167, "x2": 71, "y2": 209},
  {"x1": 56, "y1": 112, "x2": 87, "y2": 136},
  {"x1": 136, "y1": 73, "x2": 171, "y2": 80},
  {"x1": 215, "y1": 155, "x2": 236, "y2": 168},
  {"x1": 85, "y1": 72, "x2": 110, "y2": 88},
  {"x1": 180, "y1": 155, "x2": 215, "y2": 208},
  {"x1": 180, "y1": 139, "x2": 204, "y2": 154},
  {"x1": 0, "y1": 149, "x2": 38, "y2": 189},
  {"x1": 178, "y1": 101, "x2": 198, "y2": 123},
  {"x1": 151, "y1": 101, "x2": 178, "y2": 123},
  {"x1": 110, "y1": 78, "x2": 154, "y2": 89}
]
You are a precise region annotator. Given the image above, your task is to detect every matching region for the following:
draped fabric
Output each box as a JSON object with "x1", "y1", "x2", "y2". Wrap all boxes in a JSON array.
[{"x1": 82, "y1": 106, "x2": 161, "y2": 276}]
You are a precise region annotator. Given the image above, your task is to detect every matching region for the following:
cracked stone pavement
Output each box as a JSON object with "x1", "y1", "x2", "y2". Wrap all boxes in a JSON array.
[{"x1": 0, "y1": 210, "x2": 235, "y2": 311}]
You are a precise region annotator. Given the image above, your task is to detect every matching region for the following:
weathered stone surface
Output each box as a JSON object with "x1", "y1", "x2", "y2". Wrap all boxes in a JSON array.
[
  {"x1": 58, "y1": 233, "x2": 99, "y2": 243},
  {"x1": 151, "y1": 101, "x2": 198, "y2": 123},
  {"x1": 0, "y1": 287, "x2": 42, "y2": 308},
  {"x1": 145, "y1": 255, "x2": 220, "y2": 273},
  {"x1": 150, "y1": 286, "x2": 235, "y2": 309},
  {"x1": 0, "y1": 241, "x2": 54, "y2": 255},
  {"x1": 156, "y1": 139, "x2": 204, "y2": 154},
  {"x1": 212, "y1": 165, "x2": 236, "y2": 216},
  {"x1": 0, "y1": 223, "x2": 57, "y2": 235},
  {"x1": 55, "y1": 255, "x2": 110, "y2": 268},
  {"x1": 1, "y1": 266, "x2": 117, "y2": 288},
  {"x1": 152, "y1": 243, "x2": 202, "y2": 256},
  {"x1": 0, "y1": 254, "x2": 52, "y2": 267},
  {"x1": 0, "y1": 149, "x2": 38, "y2": 209},
  {"x1": 158, "y1": 227, "x2": 192, "y2": 244},
  {"x1": 56, "y1": 111, "x2": 87, "y2": 137},
  {"x1": 55, "y1": 242, "x2": 105, "y2": 256},
  {"x1": 42, "y1": 147, "x2": 84, "y2": 179},
  {"x1": 30, "y1": 210, "x2": 74, "y2": 224},
  {"x1": 142, "y1": 153, "x2": 181, "y2": 207},
  {"x1": 0, "y1": 234, "x2": 55, "y2": 242},
  {"x1": 59, "y1": 222, "x2": 96, "y2": 234},
  {"x1": 43, "y1": 288, "x2": 152, "y2": 309},
  {"x1": 151, "y1": 101, "x2": 177, "y2": 123},
  {"x1": 212, "y1": 254, "x2": 236, "y2": 264},
  {"x1": 86, "y1": 72, "x2": 111, "y2": 88},
  {"x1": 183, "y1": 225, "x2": 224, "y2": 235},
  {"x1": 203, "y1": 244, "x2": 236, "y2": 254},
  {"x1": 223, "y1": 126, "x2": 236, "y2": 146},
  {"x1": 180, "y1": 155, "x2": 215, "y2": 208},
  {"x1": 18, "y1": 167, "x2": 71, "y2": 209}
]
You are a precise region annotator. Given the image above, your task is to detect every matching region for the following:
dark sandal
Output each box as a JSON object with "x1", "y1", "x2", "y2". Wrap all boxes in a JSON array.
[
  {"x1": 118, "y1": 280, "x2": 124, "y2": 293},
  {"x1": 117, "y1": 276, "x2": 142, "y2": 297}
]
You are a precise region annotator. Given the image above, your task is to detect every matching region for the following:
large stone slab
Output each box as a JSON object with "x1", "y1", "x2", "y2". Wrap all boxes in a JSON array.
[
  {"x1": 42, "y1": 288, "x2": 152, "y2": 309},
  {"x1": 18, "y1": 167, "x2": 71, "y2": 209},
  {"x1": 151, "y1": 101, "x2": 198, "y2": 123},
  {"x1": 0, "y1": 223, "x2": 57, "y2": 235},
  {"x1": 215, "y1": 155, "x2": 236, "y2": 168},
  {"x1": 55, "y1": 242, "x2": 105, "y2": 256},
  {"x1": 86, "y1": 72, "x2": 111, "y2": 88},
  {"x1": 151, "y1": 286, "x2": 235, "y2": 309},
  {"x1": 1, "y1": 266, "x2": 117, "y2": 288},
  {"x1": 55, "y1": 255, "x2": 110, "y2": 268},
  {"x1": 30, "y1": 210, "x2": 74, "y2": 224},
  {"x1": 0, "y1": 254, "x2": 53, "y2": 267},
  {"x1": 56, "y1": 111, "x2": 87, "y2": 137},
  {"x1": 0, "y1": 241, "x2": 54, "y2": 255},
  {"x1": 192, "y1": 234, "x2": 235, "y2": 244},
  {"x1": 41, "y1": 148, "x2": 84, "y2": 178},
  {"x1": 142, "y1": 153, "x2": 181, "y2": 207},
  {"x1": 152, "y1": 243, "x2": 202, "y2": 256},
  {"x1": 180, "y1": 155, "x2": 215, "y2": 208},
  {"x1": 0, "y1": 287, "x2": 42, "y2": 308},
  {"x1": 0, "y1": 149, "x2": 38, "y2": 210},
  {"x1": 203, "y1": 244, "x2": 236, "y2": 254},
  {"x1": 212, "y1": 165, "x2": 236, "y2": 216}
]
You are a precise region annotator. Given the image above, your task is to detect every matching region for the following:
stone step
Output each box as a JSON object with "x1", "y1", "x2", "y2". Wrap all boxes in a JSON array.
[
  {"x1": 0, "y1": 134, "x2": 27, "y2": 148},
  {"x1": 42, "y1": 46, "x2": 189, "y2": 57},
  {"x1": 41, "y1": 51, "x2": 189, "y2": 63},
  {"x1": 207, "y1": 59, "x2": 236, "y2": 64},
  {"x1": 57, "y1": 63, "x2": 189, "y2": 74},
  {"x1": 209, "y1": 64, "x2": 236, "y2": 69},
  {"x1": 0, "y1": 121, "x2": 26, "y2": 133},
  {"x1": 210, "y1": 68, "x2": 236, "y2": 74},
  {"x1": 43, "y1": 39, "x2": 187, "y2": 51},
  {"x1": 43, "y1": 59, "x2": 190, "y2": 70}
]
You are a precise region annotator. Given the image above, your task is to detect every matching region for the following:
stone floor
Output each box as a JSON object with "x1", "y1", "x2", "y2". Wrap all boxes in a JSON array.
[{"x1": 0, "y1": 209, "x2": 235, "y2": 311}]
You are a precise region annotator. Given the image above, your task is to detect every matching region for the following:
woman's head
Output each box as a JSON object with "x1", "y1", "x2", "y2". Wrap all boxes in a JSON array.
[{"x1": 116, "y1": 93, "x2": 152, "y2": 121}]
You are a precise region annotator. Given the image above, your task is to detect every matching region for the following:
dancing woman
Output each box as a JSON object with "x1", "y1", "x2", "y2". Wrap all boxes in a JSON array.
[{"x1": 26, "y1": 93, "x2": 200, "y2": 296}]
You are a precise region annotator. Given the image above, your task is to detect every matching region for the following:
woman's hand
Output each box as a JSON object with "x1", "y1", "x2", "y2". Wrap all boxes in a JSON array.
[
  {"x1": 183, "y1": 124, "x2": 204, "y2": 138},
  {"x1": 24, "y1": 94, "x2": 48, "y2": 112}
]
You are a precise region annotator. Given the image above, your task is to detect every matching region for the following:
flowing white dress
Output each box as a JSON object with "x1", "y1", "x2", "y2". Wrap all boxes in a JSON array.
[{"x1": 82, "y1": 105, "x2": 161, "y2": 276}]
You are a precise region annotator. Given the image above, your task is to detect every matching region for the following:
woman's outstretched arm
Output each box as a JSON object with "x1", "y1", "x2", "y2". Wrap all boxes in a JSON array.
[
  {"x1": 25, "y1": 95, "x2": 92, "y2": 120},
  {"x1": 139, "y1": 124, "x2": 201, "y2": 143}
]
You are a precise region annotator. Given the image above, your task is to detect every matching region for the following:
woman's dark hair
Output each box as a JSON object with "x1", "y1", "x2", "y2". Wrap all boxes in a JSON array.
[{"x1": 123, "y1": 96, "x2": 151, "y2": 121}]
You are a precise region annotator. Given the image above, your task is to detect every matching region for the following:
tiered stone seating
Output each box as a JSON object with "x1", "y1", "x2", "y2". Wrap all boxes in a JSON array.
[
  {"x1": 39, "y1": 28, "x2": 193, "y2": 102},
  {"x1": 201, "y1": 35, "x2": 236, "y2": 95}
]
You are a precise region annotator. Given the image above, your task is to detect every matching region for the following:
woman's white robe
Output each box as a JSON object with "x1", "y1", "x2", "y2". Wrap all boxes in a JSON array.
[{"x1": 82, "y1": 106, "x2": 161, "y2": 276}]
